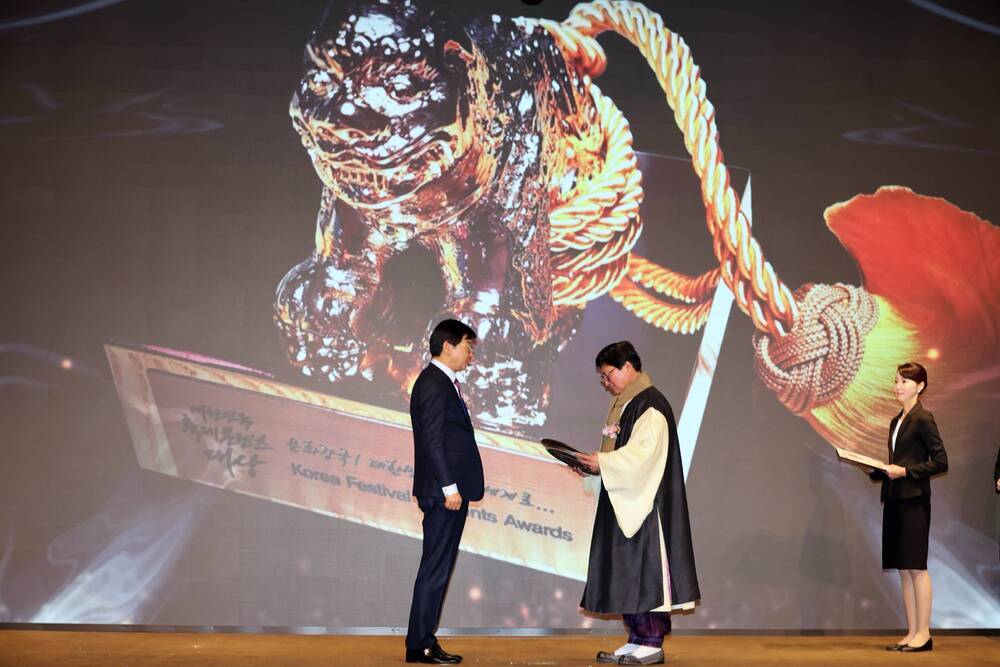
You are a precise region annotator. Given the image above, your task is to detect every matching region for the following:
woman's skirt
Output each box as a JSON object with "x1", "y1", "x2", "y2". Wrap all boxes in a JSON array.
[{"x1": 882, "y1": 495, "x2": 931, "y2": 570}]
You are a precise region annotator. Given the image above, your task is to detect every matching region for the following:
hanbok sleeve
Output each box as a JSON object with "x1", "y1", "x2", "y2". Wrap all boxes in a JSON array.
[{"x1": 597, "y1": 408, "x2": 669, "y2": 538}]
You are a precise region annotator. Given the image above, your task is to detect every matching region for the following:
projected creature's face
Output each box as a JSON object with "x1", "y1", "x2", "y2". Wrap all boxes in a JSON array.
[
  {"x1": 278, "y1": 0, "x2": 601, "y2": 430},
  {"x1": 290, "y1": 2, "x2": 480, "y2": 213}
]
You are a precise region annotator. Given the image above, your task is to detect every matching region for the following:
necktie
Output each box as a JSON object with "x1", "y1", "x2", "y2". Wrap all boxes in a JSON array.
[{"x1": 454, "y1": 379, "x2": 469, "y2": 414}]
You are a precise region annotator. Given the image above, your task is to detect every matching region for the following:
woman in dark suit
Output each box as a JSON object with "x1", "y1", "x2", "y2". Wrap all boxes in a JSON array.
[
  {"x1": 994, "y1": 446, "x2": 999, "y2": 559},
  {"x1": 994, "y1": 445, "x2": 999, "y2": 495},
  {"x1": 871, "y1": 362, "x2": 947, "y2": 653}
]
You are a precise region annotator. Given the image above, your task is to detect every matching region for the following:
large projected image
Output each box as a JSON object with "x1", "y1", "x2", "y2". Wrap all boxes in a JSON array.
[
  {"x1": 108, "y1": 0, "x2": 756, "y2": 584},
  {"x1": 1, "y1": 0, "x2": 998, "y2": 630}
]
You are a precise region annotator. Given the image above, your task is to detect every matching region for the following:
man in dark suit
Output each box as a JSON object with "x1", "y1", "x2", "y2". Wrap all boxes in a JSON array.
[{"x1": 405, "y1": 319, "x2": 483, "y2": 664}]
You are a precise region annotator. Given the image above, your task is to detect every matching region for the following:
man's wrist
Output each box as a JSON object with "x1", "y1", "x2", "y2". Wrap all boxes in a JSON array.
[{"x1": 442, "y1": 483, "x2": 459, "y2": 496}]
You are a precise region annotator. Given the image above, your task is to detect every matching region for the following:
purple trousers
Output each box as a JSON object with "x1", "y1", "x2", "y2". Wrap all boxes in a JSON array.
[{"x1": 622, "y1": 612, "x2": 672, "y2": 647}]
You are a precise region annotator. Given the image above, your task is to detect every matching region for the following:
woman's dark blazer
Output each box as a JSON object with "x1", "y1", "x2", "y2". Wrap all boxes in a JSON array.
[
  {"x1": 872, "y1": 402, "x2": 948, "y2": 502},
  {"x1": 994, "y1": 445, "x2": 999, "y2": 494}
]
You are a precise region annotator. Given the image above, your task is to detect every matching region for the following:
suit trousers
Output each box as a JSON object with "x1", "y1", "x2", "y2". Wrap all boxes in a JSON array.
[{"x1": 405, "y1": 496, "x2": 468, "y2": 650}]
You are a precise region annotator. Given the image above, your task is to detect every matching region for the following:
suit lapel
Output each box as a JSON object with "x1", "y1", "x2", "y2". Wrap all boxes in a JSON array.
[
  {"x1": 886, "y1": 410, "x2": 906, "y2": 463},
  {"x1": 426, "y1": 362, "x2": 449, "y2": 383},
  {"x1": 452, "y1": 377, "x2": 472, "y2": 427},
  {"x1": 899, "y1": 402, "x2": 923, "y2": 440},
  {"x1": 426, "y1": 363, "x2": 473, "y2": 430},
  {"x1": 888, "y1": 413, "x2": 901, "y2": 463},
  {"x1": 891, "y1": 403, "x2": 922, "y2": 461}
]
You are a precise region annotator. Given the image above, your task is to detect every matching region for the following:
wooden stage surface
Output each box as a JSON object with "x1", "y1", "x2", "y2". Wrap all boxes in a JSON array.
[{"x1": 1, "y1": 631, "x2": 997, "y2": 666}]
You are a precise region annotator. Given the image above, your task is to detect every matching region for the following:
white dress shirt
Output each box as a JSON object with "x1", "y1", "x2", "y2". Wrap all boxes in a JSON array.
[{"x1": 891, "y1": 416, "x2": 903, "y2": 453}]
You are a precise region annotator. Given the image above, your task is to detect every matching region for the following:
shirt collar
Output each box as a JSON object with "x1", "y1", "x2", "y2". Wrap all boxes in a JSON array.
[{"x1": 430, "y1": 358, "x2": 457, "y2": 383}]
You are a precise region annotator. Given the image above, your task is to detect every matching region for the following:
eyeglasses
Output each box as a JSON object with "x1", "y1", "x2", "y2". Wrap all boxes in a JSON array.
[{"x1": 598, "y1": 368, "x2": 617, "y2": 384}]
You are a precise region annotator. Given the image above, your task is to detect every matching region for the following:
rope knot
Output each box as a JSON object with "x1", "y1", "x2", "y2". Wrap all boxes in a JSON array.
[{"x1": 753, "y1": 283, "x2": 878, "y2": 414}]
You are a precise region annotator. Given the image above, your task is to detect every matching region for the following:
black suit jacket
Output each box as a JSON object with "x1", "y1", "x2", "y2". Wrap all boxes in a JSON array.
[
  {"x1": 872, "y1": 402, "x2": 948, "y2": 503},
  {"x1": 409, "y1": 363, "x2": 484, "y2": 501}
]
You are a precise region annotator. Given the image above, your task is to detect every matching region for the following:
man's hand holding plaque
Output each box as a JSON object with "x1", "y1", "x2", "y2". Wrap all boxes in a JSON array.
[{"x1": 541, "y1": 438, "x2": 599, "y2": 475}]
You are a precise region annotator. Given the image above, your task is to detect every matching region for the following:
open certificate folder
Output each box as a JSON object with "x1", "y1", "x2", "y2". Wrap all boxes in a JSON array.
[
  {"x1": 835, "y1": 447, "x2": 889, "y2": 471},
  {"x1": 541, "y1": 438, "x2": 597, "y2": 474}
]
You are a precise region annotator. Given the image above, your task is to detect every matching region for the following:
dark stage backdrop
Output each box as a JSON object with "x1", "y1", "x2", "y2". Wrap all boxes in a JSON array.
[{"x1": 1, "y1": 0, "x2": 998, "y2": 630}]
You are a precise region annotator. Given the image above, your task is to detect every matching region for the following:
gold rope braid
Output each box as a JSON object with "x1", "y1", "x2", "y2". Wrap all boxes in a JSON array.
[
  {"x1": 548, "y1": 82, "x2": 643, "y2": 303},
  {"x1": 625, "y1": 256, "x2": 720, "y2": 304},
  {"x1": 530, "y1": 19, "x2": 718, "y2": 334},
  {"x1": 550, "y1": 0, "x2": 799, "y2": 338},
  {"x1": 613, "y1": 277, "x2": 715, "y2": 335}
]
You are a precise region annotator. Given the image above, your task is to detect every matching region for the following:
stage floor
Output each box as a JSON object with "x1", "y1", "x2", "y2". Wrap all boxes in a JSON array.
[{"x1": 1, "y1": 631, "x2": 997, "y2": 666}]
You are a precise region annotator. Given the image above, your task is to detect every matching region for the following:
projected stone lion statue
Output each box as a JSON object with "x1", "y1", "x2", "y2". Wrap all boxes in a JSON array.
[
  {"x1": 276, "y1": 0, "x2": 1000, "y2": 456},
  {"x1": 275, "y1": 0, "x2": 615, "y2": 430}
]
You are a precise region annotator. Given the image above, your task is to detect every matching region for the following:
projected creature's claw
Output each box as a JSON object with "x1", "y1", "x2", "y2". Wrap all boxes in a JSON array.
[
  {"x1": 274, "y1": 256, "x2": 370, "y2": 382},
  {"x1": 451, "y1": 308, "x2": 582, "y2": 431}
]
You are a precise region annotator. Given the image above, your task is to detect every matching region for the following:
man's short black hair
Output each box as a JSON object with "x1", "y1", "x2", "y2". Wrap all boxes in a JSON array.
[
  {"x1": 429, "y1": 319, "x2": 477, "y2": 357},
  {"x1": 595, "y1": 340, "x2": 642, "y2": 372}
]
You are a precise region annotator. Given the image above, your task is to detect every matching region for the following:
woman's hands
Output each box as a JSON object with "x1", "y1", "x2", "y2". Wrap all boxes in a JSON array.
[{"x1": 885, "y1": 464, "x2": 907, "y2": 480}]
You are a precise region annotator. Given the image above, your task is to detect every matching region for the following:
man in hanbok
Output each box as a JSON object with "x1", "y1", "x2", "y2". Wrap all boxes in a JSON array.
[{"x1": 575, "y1": 341, "x2": 700, "y2": 665}]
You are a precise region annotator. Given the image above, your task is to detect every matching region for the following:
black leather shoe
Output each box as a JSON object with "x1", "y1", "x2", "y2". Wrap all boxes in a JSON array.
[
  {"x1": 432, "y1": 642, "x2": 463, "y2": 663},
  {"x1": 885, "y1": 643, "x2": 905, "y2": 651},
  {"x1": 405, "y1": 645, "x2": 461, "y2": 664},
  {"x1": 899, "y1": 638, "x2": 933, "y2": 653}
]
